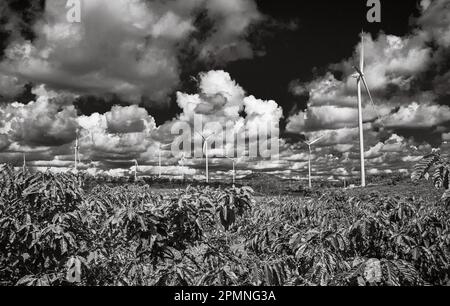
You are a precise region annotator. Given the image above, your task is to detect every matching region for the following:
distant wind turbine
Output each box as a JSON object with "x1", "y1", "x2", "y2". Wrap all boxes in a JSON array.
[
  {"x1": 225, "y1": 156, "x2": 238, "y2": 186},
  {"x1": 132, "y1": 159, "x2": 139, "y2": 181},
  {"x1": 352, "y1": 31, "x2": 384, "y2": 188},
  {"x1": 22, "y1": 153, "x2": 26, "y2": 172},
  {"x1": 303, "y1": 135, "x2": 325, "y2": 189},
  {"x1": 74, "y1": 132, "x2": 79, "y2": 171},
  {"x1": 179, "y1": 152, "x2": 187, "y2": 180},
  {"x1": 157, "y1": 143, "x2": 171, "y2": 179},
  {"x1": 195, "y1": 131, "x2": 218, "y2": 183},
  {"x1": 158, "y1": 147, "x2": 162, "y2": 178},
  {"x1": 74, "y1": 129, "x2": 94, "y2": 172}
]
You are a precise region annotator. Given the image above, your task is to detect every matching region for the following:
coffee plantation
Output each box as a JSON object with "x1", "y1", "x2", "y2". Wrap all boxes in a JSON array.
[{"x1": 0, "y1": 161, "x2": 449, "y2": 286}]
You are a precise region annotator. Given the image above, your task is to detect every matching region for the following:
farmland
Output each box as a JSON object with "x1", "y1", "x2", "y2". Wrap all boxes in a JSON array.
[{"x1": 0, "y1": 163, "x2": 449, "y2": 286}]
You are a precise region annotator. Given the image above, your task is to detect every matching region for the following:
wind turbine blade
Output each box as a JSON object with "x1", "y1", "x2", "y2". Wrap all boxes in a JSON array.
[
  {"x1": 309, "y1": 135, "x2": 325, "y2": 146},
  {"x1": 360, "y1": 32, "x2": 364, "y2": 73},
  {"x1": 353, "y1": 65, "x2": 363, "y2": 77},
  {"x1": 361, "y1": 75, "x2": 385, "y2": 127}
]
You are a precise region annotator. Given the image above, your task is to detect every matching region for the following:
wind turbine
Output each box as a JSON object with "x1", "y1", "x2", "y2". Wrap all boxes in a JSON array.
[
  {"x1": 74, "y1": 132, "x2": 80, "y2": 171},
  {"x1": 303, "y1": 135, "x2": 325, "y2": 189},
  {"x1": 195, "y1": 131, "x2": 218, "y2": 184},
  {"x1": 223, "y1": 145, "x2": 244, "y2": 186},
  {"x1": 74, "y1": 129, "x2": 94, "y2": 172},
  {"x1": 156, "y1": 143, "x2": 171, "y2": 179},
  {"x1": 178, "y1": 152, "x2": 187, "y2": 180},
  {"x1": 352, "y1": 31, "x2": 383, "y2": 187},
  {"x1": 22, "y1": 153, "x2": 26, "y2": 172},
  {"x1": 225, "y1": 156, "x2": 238, "y2": 186},
  {"x1": 132, "y1": 159, "x2": 139, "y2": 181},
  {"x1": 158, "y1": 147, "x2": 162, "y2": 178}
]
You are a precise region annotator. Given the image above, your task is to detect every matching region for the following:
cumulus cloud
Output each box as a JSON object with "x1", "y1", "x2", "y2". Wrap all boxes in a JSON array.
[
  {"x1": 0, "y1": 134, "x2": 10, "y2": 151},
  {"x1": 383, "y1": 102, "x2": 450, "y2": 128},
  {"x1": 0, "y1": 0, "x2": 264, "y2": 103},
  {"x1": 77, "y1": 108, "x2": 156, "y2": 159},
  {"x1": 0, "y1": 70, "x2": 281, "y2": 176},
  {"x1": 418, "y1": 0, "x2": 450, "y2": 48},
  {"x1": 198, "y1": 0, "x2": 263, "y2": 63},
  {"x1": 158, "y1": 70, "x2": 282, "y2": 158},
  {"x1": 0, "y1": 97, "x2": 78, "y2": 147},
  {"x1": 176, "y1": 70, "x2": 246, "y2": 123},
  {"x1": 106, "y1": 105, "x2": 155, "y2": 134},
  {"x1": 443, "y1": 132, "x2": 450, "y2": 141},
  {"x1": 0, "y1": 74, "x2": 26, "y2": 99}
]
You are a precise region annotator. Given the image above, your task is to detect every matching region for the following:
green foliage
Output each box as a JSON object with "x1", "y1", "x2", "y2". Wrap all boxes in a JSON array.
[
  {"x1": 0, "y1": 164, "x2": 87, "y2": 286},
  {"x1": 412, "y1": 151, "x2": 450, "y2": 203},
  {"x1": 1, "y1": 163, "x2": 449, "y2": 286},
  {"x1": 240, "y1": 190, "x2": 450, "y2": 286},
  {"x1": 0, "y1": 165, "x2": 253, "y2": 285}
]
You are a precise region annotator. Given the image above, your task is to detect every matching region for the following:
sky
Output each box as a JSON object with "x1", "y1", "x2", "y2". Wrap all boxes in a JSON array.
[{"x1": 0, "y1": 0, "x2": 449, "y2": 181}]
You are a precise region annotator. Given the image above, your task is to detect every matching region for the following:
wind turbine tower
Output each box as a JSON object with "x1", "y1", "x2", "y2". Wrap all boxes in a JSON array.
[
  {"x1": 179, "y1": 153, "x2": 186, "y2": 180},
  {"x1": 22, "y1": 153, "x2": 26, "y2": 172},
  {"x1": 225, "y1": 157, "x2": 237, "y2": 186},
  {"x1": 195, "y1": 131, "x2": 218, "y2": 184},
  {"x1": 158, "y1": 147, "x2": 162, "y2": 178},
  {"x1": 304, "y1": 135, "x2": 325, "y2": 189},
  {"x1": 352, "y1": 32, "x2": 384, "y2": 187},
  {"x1": 132, "y1": 159, "x2": 139, "y2": 181},
  {"x1": 74, "y1": 129, "x2": 94, "y2": 172}
]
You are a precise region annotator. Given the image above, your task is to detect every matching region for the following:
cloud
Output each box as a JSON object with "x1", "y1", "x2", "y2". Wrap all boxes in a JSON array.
[
  {"x1": 77, "y1": 108, "x2": 156, "y2": 159},
  {"x1": 106, "y1": 105, "x2": 155, "y2": 134},
  {"x1": 15, "y1": 70, "x2": 278, "y2": 176},
  {"x1": 418, "y1": 0, "x2": 450, "y2": 48},
  {"x1": 286, "y1": 104, "x2": 391, "y2": 133},
  {"x1": 176, "y1": 70, "x2": 246, "y2": 122},
  {"x1": 383, "y1": 102, "x2": 450, "y2": 128},
  {"x1": 0, "y1": 97, "x2": 78, "y2": 147},
  {"x1": 0, "y1": 74, "x2": 26, "y2": 99},
  {"x1": 0, "y1": 134, "x2": 10, "y2": 151},
  {"x1": 0, "y1": 0, "x2": 264, "y2": 103},
  {"x1": 159, "y1": 70, "x2": 282, "y2": 157},
  {"x1": 443, "y1": 132, "x2": 450, "y2": 141},
  {"x1": 198, "y1": 0, "x2": 263, "y2": 63}
]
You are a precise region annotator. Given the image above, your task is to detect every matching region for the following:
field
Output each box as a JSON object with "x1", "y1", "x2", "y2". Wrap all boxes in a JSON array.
[{"x1": 0, "y1": 164, "x2": 449, "y2": 286}]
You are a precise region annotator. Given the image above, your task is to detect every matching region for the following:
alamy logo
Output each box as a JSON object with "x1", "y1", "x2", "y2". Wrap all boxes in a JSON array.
[
  {"x1": 66, "y1": 0, "x2": 81, "y2": 23},
  {"x1": 367, "y1": 0, "x2": 381, "y2": 23}
]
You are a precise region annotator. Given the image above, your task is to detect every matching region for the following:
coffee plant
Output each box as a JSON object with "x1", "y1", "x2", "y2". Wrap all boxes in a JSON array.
[
  {"x1": 412, "y1": 150, "x2": 450, "y2": 203},
  {"x1": 1, "y1": 163, "x2": 449, "y2": 286}
]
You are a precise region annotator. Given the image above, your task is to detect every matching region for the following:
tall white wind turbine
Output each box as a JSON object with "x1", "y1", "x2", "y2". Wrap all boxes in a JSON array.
[
  {"x1": 303, "y1": 135, "x2": 325, "y2": 189},
  {"x1": 352, "y1": 32, "x2": 384, "y2": 187}
]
